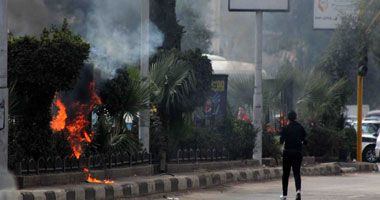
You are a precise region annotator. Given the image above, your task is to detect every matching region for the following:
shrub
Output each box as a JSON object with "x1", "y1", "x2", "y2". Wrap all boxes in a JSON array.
[
  {"x1": 225, "y1": 120, "x2": 257, "y2": 160},
  {"x1": 262, "y1": 130, "x2": 282, "y2": 160},
  {"x1": 8, "y1": 19, "x2": 90, "y2": 159}
]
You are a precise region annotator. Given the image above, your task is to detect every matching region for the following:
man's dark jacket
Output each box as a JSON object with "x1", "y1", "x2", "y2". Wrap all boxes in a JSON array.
[{"x1": 280, "y1": 121, "x2": 307, "y2": 152}]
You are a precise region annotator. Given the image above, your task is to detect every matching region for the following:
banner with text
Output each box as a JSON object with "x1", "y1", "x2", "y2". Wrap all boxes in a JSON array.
[{"x1": 313, "y1": 0, "x2": 357, "y2": 29}]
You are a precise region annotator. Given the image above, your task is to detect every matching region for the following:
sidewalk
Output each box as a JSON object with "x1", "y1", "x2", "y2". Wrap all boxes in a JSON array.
[{"x1": 1, "y1": 162, "x2": 378, "y2": 200}]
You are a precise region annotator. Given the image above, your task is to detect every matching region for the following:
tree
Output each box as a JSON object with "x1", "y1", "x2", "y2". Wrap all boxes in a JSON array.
[
  {"x1": 150, "y1": 0, "x2": 184, "y2": 50},
  {"x1": 149, "y1": 51, "x2": 195, "y2": 153},
  {"x1": 8, "y1": 19, "x2": 90, "y2": 159},
  {"x1": 177, "y1": 49, "x2": 213, "y2": 112},
  {"x1": 99, "y1": 66, "x2": 150, "y2": 129},
  {"x1": 316, "y1": 0, "x2": 380, "y2": 108},
  {"x1": 150, "y1": 52, "x2": 195, "y2": 114}
]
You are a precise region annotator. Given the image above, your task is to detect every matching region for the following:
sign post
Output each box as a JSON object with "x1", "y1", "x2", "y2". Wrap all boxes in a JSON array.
[{"x1": 229, "y1": 0, "x2": 289, "y2": 164}]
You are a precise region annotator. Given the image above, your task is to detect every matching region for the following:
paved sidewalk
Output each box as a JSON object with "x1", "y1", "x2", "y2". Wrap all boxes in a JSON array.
[{"x1": 0, "y1": 162, "x2": 378, "y2": 200}]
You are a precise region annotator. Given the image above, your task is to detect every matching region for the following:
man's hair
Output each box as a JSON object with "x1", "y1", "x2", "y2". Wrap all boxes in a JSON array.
[{"x1": 288, "y1": 110, "x2": 297, "y2": 121}]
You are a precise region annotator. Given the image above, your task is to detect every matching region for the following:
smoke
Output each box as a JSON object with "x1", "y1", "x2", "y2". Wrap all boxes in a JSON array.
[
  {"x1": 86, "y1": 0, "x2": 163, "y2": 78},
  {"x1": 8, "y1": 0, "x2": 163, "y2": 79},
  {"x1": 8, "y1": 0, "x2": 59, "y2": 36}
]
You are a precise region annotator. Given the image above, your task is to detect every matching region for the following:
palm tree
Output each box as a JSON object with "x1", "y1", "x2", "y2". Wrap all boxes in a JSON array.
[
  {"x1": 100, "y1": 66, "x2": 150, "y2": 130},
  {"x1": 94, "y1": 66, "x2": 150, "y2": 154},
  {"x1": 91, "y1": 115, "x2": 141, "y2": 154},
  {"x1": 296, "y1": 68, "x2": 349, "y2": 127},
  {"x1": 149, "y1": 52, "x2": 195, "y2": 113},
  {"x1": 149, "y1": 51, "x2": 195, "y2": 153}
]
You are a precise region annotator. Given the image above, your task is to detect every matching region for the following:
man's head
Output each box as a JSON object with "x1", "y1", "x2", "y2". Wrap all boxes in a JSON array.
[
  {"x1": 288, "y1": 110, "x2": 297, "y2": 121},
  {"x1": 238, "y1": 107, "x2": 245, "y2": 113}
]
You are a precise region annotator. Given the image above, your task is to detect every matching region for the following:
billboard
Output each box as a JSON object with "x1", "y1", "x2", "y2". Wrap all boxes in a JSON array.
[
  {"x1": 204, "y1": 75, "x2": 228, "y2": 127},
  {"x1": 229, "y1": 0, "x2": 289, "y2": 12},
  {"x1": 314, "y1": 0, "x2": 357, "y2": 29}
]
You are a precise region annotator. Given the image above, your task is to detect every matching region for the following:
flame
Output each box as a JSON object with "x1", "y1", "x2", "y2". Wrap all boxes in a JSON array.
[
  {"x1": 65, "y1": 82, "x2": 101, "y2": 159},
  {"x1": 51, "y1": 97, "x2": 67, "y2": 131},
  {"x1": 89, "y1": 81, "x2": 102, "y2": 108},
  {"x1": 50, "y1": 81, "x2": 101, "y2": 159},
  {"x1": 84, "y1": 168, "x2": 115, "y2": 184}
]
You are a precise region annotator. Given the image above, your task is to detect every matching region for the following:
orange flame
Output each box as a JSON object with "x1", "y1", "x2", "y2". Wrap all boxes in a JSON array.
[
  {"x1": 66, "y1": 82, "x2": 101, "y2": 159},
  {"x1": 51, "y1": 97, "x2": 67, "y2": 131},
  {"x1": 50, "y1": 81, "x2": 101, "y2": 159},
  {"x1": 84, "y1": 168, "x2": 115, "y2": 184}
]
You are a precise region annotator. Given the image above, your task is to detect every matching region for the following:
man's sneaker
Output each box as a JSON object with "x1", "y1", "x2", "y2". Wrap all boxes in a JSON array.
[
  {"x1": 296, "y1": 190, "x2": 301, "y2": 200},
  {"x1": 280, "y1": 195, "x2": 287, "y2": 200}
]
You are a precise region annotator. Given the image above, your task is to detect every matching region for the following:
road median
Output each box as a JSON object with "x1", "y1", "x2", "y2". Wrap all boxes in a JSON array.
[{"x1": 5, "y1": 162, "x2": 378, "y2": 200}]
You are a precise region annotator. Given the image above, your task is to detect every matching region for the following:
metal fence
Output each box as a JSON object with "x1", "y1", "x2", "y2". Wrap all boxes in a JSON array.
[
  {"x1": 14, "y1": 151, "x2": 156, "y2": 175},
  {"x1": 169, "y1": 148, "x2": 229, "y2": 164},
  {"x1": 12, "y1": 148, "x2": 229, "y2": 175}
]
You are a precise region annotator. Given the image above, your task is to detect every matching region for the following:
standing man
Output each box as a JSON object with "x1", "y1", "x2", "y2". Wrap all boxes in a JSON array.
[{"x1": 280, "y1": 111, "x2": 307, "y2": 200}]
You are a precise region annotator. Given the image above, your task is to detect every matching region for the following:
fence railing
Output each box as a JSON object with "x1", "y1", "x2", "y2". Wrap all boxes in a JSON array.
[
  {"x1": 169, "y1": 148, "x2": 229, "y2": 163},
  {"x1": 12, "y1": 148, "x2": 230, "y2": 175},
  {"x1": 13, "y1": 151, "x2": 157, "y2": 175}
]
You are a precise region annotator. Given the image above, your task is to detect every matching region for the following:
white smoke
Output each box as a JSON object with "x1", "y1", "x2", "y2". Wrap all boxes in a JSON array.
[
  {"x1": 87, "y1": 0, "x2": 163, "y2": 78},
  {"x1": 8, "y1": 0, "x2": 164, "y2": 79}
]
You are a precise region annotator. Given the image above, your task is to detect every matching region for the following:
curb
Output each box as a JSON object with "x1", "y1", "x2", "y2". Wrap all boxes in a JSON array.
[{"x1": 8, "y1": 162, "x2": 378, "y2": 200}]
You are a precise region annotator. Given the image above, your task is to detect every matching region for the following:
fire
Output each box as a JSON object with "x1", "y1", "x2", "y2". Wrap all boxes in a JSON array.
[
  {"x1": 51, "y1": 97, "x2": 67, "y2": 131},
  {"x1": 84, "y1": 168, "x2": 115, "y2": 184},
  {"x1": 50, "y1": 81, "x2": 102, "y2": 159},
  {"x1": 51, "y1": 81, "x2": 113, "y2": 184}
]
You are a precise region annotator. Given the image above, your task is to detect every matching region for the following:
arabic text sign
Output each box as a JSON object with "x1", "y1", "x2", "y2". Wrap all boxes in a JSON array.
[{"x1": 314, "y1": 0, "x2": 357, "y2": 29}]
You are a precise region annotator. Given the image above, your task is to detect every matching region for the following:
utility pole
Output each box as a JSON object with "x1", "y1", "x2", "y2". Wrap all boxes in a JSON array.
[
  {"x1": 139, "y1": 0, "x2": 150, "y2": 152},
  {"x1": 252, "y1": 11, "x2": 263, "y2": 163},
  {"x1": 0, "y1": 0, "x2": 9, "y2": 169}
]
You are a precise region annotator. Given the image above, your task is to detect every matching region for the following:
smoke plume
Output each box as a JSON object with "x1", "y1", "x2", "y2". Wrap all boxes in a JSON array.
[{"x1": 8, "y1": 0, "x2": 163, "y2": 78}]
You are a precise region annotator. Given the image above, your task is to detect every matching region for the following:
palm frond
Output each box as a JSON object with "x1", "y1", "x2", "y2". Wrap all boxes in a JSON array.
[{"x1": 149, "y1": 52, "x2": 195, "y2": 112}]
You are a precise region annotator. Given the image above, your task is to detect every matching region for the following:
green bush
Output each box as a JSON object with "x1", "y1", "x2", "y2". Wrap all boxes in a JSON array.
[
  {"x1": 304, "y1": 126, "x2": 341, "y2": 158},
  {"x1": 262, "y1": 130, "x2": 282, "y2": 160},
  {"x1": 8, "y1": 19, "x2": 90, "y2": 159},
  {"x1": 225, "y1": 120, "x2": 257, "y2": 160}
]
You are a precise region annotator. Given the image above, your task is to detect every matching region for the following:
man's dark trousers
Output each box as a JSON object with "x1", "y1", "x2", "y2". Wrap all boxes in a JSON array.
[{"x1": 282, "y1": 150, "x2": 302, "y2": 196}]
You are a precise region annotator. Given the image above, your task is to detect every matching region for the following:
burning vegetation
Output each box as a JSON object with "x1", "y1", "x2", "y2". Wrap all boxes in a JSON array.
[
  {"x1": 51, "y1": 81, "x2": 101, "y2": 159},
  {"x1": 51, "y1": 81, "x2": 114, "y2": 184}
]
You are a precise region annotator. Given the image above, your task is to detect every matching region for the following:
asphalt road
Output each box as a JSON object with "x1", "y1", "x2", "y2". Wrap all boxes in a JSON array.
[{"x1": 152, "y1": 173, "x2": 380, "y2": 200}]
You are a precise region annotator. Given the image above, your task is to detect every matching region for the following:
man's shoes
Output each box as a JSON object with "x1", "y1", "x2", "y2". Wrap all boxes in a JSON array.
[
  {"x1": 280, "y1": 195, "x2": 287, "y2": 200},
  {"x1": 296, "y1": 190, "x2": 301, "y2": 200}
]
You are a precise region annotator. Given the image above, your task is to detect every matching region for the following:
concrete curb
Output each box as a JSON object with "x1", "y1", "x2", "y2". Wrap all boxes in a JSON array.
[{"x1": 10, "y1": 162, "x2": 378, "y2": 200}]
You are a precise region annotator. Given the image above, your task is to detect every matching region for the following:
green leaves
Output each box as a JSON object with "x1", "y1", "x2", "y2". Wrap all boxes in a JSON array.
[
  {"x1": 149, "y1": 51, "x2": 195, "y2": 112},
  {"x1": 296, "y1": 69, "x2": 349, "y2": 127},
  {"x1": 8, "y1": 19, "x2": 90, "y2": 159},
  {"x1": 92, "y1": 115, "x2": 141, "y2": 154},
  {"x1": 100, "y1": 66, "x2": 150, "y2": 124}
]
